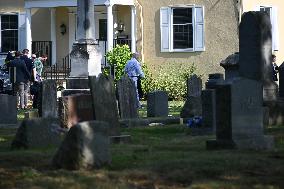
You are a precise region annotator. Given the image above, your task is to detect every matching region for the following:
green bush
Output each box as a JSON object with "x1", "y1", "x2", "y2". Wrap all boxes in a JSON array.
[
  {"x1": 141, "y1": 63, "x2": 197, "y2": 100},
  {"x1": 105, "y1": 45, "x2": 132, "y2": 82}
]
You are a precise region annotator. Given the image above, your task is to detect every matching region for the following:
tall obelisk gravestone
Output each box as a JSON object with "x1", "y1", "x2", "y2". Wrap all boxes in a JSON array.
[{"x1": 67, "y1": 0, "x2": 102, "y2": 89}]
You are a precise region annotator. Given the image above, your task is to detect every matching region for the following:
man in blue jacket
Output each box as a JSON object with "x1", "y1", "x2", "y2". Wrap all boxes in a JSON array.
[
  {"x1": 124, "y1": 52, "x2": 145, "y2": 108},
  {"x1": 10, "y1": 51, "x2": 31, "y2": 109}
]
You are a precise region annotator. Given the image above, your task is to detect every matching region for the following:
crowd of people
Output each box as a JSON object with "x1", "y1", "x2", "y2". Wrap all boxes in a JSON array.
[{"x1": 4, "y1": 49, "x2": 47, "y2": 110}]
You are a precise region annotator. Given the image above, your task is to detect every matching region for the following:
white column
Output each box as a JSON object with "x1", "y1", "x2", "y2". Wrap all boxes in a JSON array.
[
  {"x1": 107, "y1": 4, "x2": 114, "y2": 52},
  {"x1": 50, "y1": 8, "x2": 56, "y2": 65},
  {"x1": 131, "y1": 5, "x2": 136, "y2": 53},
  {"x1": 68, "y1": 12, "x2": 76, "y2": 52},
  {"x1": 25, "y1": 8, "x2": 32, "y2": 51}
]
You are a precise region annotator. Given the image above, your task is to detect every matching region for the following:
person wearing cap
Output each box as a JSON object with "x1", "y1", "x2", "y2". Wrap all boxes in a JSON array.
[
  {"x1": 124, "y1": 52, "x2": 145, "y2": 108},
  {"x1": 9, "y1": 51, "x2": 31, "y2": 109}
]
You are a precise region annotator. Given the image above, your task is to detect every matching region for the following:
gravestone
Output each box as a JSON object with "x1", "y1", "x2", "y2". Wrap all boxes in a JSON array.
[
  {"x1": 58, "y1": 94, "x2": 94, "y2": 128},
  {"x1": 187, "y1": 74, "x2": 202, "y2": 97},
  {"x1": 201, "y1": 89, "x2": 216, "y2": 131},
  {"x1": 220, "y1": 52, "x2": 239, "y2": 81},
  {"x1": 52, "y1": 121, "x2": 111, "y2": 170},
  {"x1": 0, "y1": 94, "x2": 17, "y2": 124},
  {"x1": 200, "y1": 73, "x2": 224, "y2": 130},
  {"x1": 207, "y1": 78, "x2": 274, "y2": 150},
  {"x1": 181, "y1": 75, "x2": 202, "y2": 118},
  {"x1": 38, "y1": 79, "x2": 57, "y2": 118},
  {"x1": 231, "y1": 78, "x2": 273, "y2": 149},
  {"x1": 147, "y1": 90, "x2": 168, "y2": 117},
  {"x1": 239, "y1": 11, "x2": 277, "y2": 101},
  {"x1": 11, "y1": 118, "x2": 63, "y2": 149},
  {"x1": 205, "y1": 73, "x2": 224, "y2": 89},
  {"x1": 116, "y1": 75, "x2": 138, "y2": 119},
  {"x1": 89, "y1": 74, "x2": 120, "y2": 136},
  {"x1": 279, "y1": 62, "x2": 284, "y2": 98}
]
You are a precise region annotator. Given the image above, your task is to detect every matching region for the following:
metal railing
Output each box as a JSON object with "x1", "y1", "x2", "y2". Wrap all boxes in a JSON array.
[
  {"x1": 42, "y1": 54, "x2": 71, "y2": 82},
  {"x1": 40, "y1": 38, "x2": 131, "y2": 82},
  {"x1": 32, "y1": 41, "x2": 52, "y2": 66}
]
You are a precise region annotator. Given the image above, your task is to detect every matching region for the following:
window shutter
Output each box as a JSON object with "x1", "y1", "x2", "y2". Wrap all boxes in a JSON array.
[
  {"x1": 18, "y1": 12, "x2": 26, "y2": 51},
  {"x1": 160, "y1": 7, "x2": 170, "y2": 52},
  {"x1": 194, "y1": 6, "x2": 205, "y2": 51},
  {"x1": 271, "y1": 7, "x2": 279, "y2": 51}
]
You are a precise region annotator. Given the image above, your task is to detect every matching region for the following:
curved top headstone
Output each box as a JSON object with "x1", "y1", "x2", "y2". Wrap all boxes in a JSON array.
[
  {"x1": 239, "y1": 11, "x2": 273, "y2": 82},
  {"x1": 220, "y1": 52, "x2": 239, "y2": 69}
]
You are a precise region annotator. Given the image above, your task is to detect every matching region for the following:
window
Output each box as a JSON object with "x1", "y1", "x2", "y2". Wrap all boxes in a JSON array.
[
  {"x1": 99, "y1": 19, "x2": 107, "y2": 40},
  {"x1": 258, "y1": 6, "x2": 279, "y2": 51},
  {"x1": 160, "y1": 5, "x2": 204, "y2": 52},
  {"x1": 0, "y1": 15, "x2": 18, "y2": 52}
]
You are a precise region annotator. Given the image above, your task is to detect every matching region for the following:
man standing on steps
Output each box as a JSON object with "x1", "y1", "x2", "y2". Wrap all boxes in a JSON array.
[{"x1": 124, "y1": 52, "x2": 145, "y2": 108}]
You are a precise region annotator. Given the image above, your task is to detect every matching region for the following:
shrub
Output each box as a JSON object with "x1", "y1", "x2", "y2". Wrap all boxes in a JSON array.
[
  {"x1": 105, "y1": 45, "x2": 132, "y2": 82},
  {"x1": 141, "y1": 63, "x2": 197, "y2": 100}
]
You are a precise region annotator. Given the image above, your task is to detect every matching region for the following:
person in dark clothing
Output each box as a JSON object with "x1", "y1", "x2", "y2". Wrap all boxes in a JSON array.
[
  {"x1": 2, "y1": 51, "x2": 15, "y2": 71},
  {"x1": 272, "y1": 54, "x2": 279, "y2": 81},
  {"x1": 9, "y1": 51, "x2": 31, "y2": 109},
  {"x1": 20, "y1": 49, "x2": 36, "y2": 82}
]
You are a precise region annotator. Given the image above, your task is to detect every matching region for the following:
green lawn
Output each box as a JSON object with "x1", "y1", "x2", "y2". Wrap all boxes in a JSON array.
[{"x1": 0, "y1": 101, "x2": 283, "y2": 189}]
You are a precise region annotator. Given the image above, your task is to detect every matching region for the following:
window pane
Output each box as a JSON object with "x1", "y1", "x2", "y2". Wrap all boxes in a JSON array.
[
  {"x1": 1, "y1": 15, "x2": 18, "y2": 29},
  {"x1": 1, "y1": 15, "x2": 18, "y2": 52},
  {"x1": 99, "y1": 19, "x2": 107, "y2": 40},
  {"x1": 173, "y1": 24, "x2": 193, "y2": 49},
  {"x1": 173, "y1": 8, "x2": 192, "y2": 24}
]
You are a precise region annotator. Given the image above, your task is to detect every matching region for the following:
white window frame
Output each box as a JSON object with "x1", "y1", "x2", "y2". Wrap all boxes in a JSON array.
[
  {"x1": 171, "y1": 6, "x2": 194, "y2": 52},
  {"x1": 160, "y1": 5, "x2": 205, "y2": 53},
  {"x1": 0, "y1": 13, "x2": 19, "y2": 53},
  {"x1": 256, "y1": 5, "x2": 279, "y2": 51}
]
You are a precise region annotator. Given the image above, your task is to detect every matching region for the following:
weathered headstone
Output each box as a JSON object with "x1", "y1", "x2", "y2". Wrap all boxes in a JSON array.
[
  {"x1": 52, "y1": 121, "x2": 111, "y2": 170},
  {"x1": 231, "y1": 79, "x2": 274, "y2": 149},
  {"x1": 116, "y1": 75, "x2": 138, "y2": 119},
  {"x1": 38, "y1": 79, "x2": 57, "y2": 118},
  {"x1": 220, "y1": 52, "x2": 239, "y2": 81},
  {"x1": 180, "y1": 96, "x2": 202, "y2": 118},
  {"x1": 89, "y1": 74, "x2": 120, "y2": 136},
  {"x1": 181, "y1": 75, "x2": 202, "y2": 118},
  {"x1": 239, "y1": 11, "x2": 277, "y2": 101},
  {"x1": 201, "y1": 89, "x2": 216, "y2": 131},
  {"x1": 11, "y1": 118, "x2": 63, "y2": 149},
  {"x1": 0, "y1": 94, "x2": 17, "y2": 124},
  {"x1": 205, "y1": 73, "x2": 224, "y2": 89},
  {"x1": 187, "y1": 74, "x2": 202, "y2": 97},
  {"x1": 147, "y1": 90, "x2": 168, "y2": 117},
  {"x1": 239, "y1": 11, "x2": 272, "y2": 81},
  {"x1": 200, "y1": 73, "x2": 224, "y2": 130},
  {"x1": 207, "y1": 78, "x2": 274, "y2": 150},
  {"x1": 58, "y1": 94, "x2": 94, "y2": 128}
]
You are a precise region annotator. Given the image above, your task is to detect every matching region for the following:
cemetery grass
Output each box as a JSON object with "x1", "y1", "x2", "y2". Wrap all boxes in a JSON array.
[{"x1": 0, "y1": 125, "x2": 284, "y2": 188}]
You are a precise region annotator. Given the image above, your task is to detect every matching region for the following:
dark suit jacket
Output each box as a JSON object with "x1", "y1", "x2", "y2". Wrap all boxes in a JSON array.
[
  {"x1": 20, "y1": 55, "x2": 34, "y2": 80},
  {"x1": 9, "y1": 58, "x2": 31, "y2": 83}
]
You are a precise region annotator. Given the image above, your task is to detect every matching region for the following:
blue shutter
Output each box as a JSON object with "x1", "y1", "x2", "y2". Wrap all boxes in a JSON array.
[
  {"x1": 160, "y1": 7, "x2": 170, "y2": 52},
  {"x1": 194, "y1": 6, "x2": 205, "y2": 51}
]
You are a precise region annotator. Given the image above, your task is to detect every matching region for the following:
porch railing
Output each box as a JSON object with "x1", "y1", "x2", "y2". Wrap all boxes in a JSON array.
[
  {"x1": 32, "y1": 41, "x2": 52, "y2": 66},
  {"x1": 40, "y1": 38, "x2": 131, "y2": 82}
]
